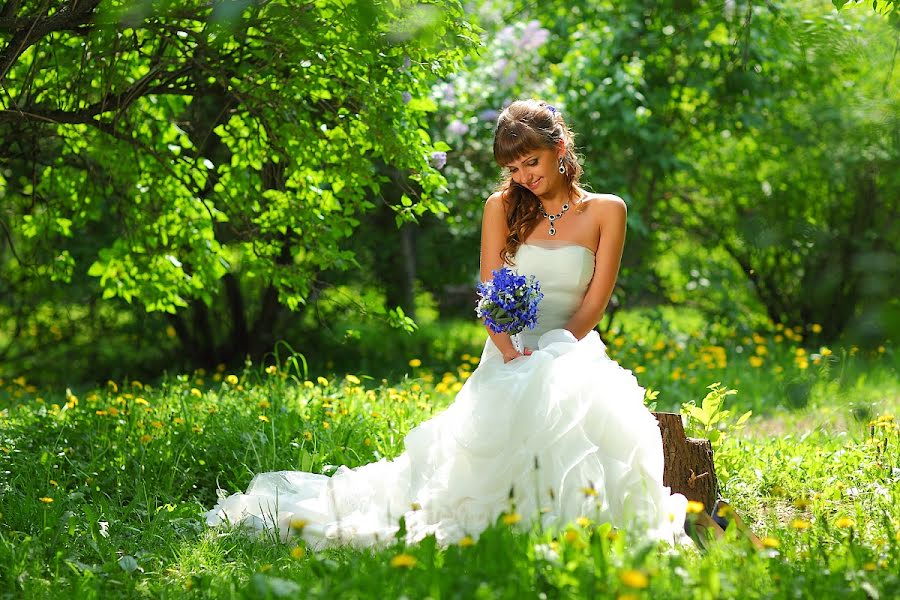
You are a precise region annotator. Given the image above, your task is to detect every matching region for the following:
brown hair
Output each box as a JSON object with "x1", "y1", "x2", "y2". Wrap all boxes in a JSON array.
[{"x1": 493, "y1": 99, "x2": 583, "y2": 264}]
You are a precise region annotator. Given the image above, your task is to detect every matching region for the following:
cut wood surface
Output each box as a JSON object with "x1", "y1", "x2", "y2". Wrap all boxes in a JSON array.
[{"x1": 652, "y1": 412, "x2": 718, "y2": 514}]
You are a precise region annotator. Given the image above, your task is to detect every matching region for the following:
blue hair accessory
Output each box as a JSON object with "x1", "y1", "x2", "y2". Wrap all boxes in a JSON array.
[{"x1": 546, "y1": 104, "x2": 557, "y2": 114}]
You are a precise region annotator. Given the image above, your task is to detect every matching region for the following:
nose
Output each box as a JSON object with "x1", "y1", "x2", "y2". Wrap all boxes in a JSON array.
[{"x1": 515, "y1": 167, "x2": 536, "y2": 185}]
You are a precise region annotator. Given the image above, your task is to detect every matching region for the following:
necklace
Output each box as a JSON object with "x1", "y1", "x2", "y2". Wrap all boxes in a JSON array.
[{"x1": 540, "y1": 202, "x2": 569, "y2": 236}]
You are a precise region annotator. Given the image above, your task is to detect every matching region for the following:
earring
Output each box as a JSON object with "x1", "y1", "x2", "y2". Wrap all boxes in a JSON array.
[{"x1": 558, "y1": 157, "x2": 566, "y2": 174}]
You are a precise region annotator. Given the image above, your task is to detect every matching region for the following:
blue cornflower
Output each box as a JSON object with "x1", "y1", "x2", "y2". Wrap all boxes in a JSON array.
[{"x1": 475, "y1": 267, "x2": 543, "y2": 335}]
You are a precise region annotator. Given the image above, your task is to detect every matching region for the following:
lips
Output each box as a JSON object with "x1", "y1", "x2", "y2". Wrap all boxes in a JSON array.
[{"x1": 527, "y1": 177, "x2": 542, "y2": 190}]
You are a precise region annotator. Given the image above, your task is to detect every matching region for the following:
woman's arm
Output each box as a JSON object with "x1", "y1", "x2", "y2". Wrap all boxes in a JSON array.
[
  {"x1": 564, "y1": 195, "x2": 627, "y2": 340},
  {"x1": 481, "y1": 192, "x2": 524, "y2": 362}
]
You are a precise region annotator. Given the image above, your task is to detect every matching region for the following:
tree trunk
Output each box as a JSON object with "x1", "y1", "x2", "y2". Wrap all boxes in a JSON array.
[{"x1": 652, "y1": 412, "x2": 718, "y2": 514}]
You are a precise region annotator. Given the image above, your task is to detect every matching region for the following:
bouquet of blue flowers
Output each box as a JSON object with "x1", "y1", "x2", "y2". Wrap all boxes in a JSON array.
[{"x1": 475, "y1": 266, "x2": 543, "y2": 336}]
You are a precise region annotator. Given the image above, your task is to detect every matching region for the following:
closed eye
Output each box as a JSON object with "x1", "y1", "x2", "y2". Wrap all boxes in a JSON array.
[{"x1": 507, "y1": 159, "x2": 538, "y2": 174}]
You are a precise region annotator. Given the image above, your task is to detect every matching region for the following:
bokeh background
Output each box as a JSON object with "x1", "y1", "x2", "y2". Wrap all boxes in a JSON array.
[{"x1": 1, "y1": 0, "x2": 897, "y2": 390}]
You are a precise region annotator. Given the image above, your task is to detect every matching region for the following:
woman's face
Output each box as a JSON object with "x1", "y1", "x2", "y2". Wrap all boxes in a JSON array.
[{"x1": 503, "y1": 146, "x2": 561, "y2": 196}]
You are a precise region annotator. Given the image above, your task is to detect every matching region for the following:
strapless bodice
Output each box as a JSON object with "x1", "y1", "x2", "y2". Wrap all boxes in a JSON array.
[{"x1": 512, "y1": 242, "x2": 595, "y2": 348}]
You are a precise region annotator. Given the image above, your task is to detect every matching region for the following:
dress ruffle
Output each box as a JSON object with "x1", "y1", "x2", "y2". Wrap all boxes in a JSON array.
[{"x1": 205, "y1": 329, "x2": 688, "y2": 549}]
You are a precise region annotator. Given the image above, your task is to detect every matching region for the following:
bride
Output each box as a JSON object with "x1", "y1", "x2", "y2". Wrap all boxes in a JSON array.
[{"x1": 205, "y1": 99, "x2": 689, "y2": 549}]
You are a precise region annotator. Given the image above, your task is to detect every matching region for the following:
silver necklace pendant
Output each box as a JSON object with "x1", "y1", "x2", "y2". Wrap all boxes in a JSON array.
[{"x1": 541, "y1": 203, "x2": 569, "y2": 236}]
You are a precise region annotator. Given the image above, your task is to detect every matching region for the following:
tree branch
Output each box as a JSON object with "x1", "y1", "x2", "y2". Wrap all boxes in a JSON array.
[
  {"x1": 0, "y1": 0, "x2": 102, "y2": 84},
  {"x1": 0, "y1": 67, "x2": 195, "y2": 125}
]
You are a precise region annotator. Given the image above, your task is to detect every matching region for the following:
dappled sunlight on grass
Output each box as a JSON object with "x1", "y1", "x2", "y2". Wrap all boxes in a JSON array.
[{"x1": 0, "y1": 310, "x2": 897, "y2": 596}]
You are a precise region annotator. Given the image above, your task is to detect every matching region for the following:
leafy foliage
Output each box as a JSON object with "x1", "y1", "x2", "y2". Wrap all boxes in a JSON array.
[{"x1": 0, "y1": 0, "x2": 477, "y2": 371}]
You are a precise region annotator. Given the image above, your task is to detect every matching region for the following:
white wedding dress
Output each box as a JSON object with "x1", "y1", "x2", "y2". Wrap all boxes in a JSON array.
[{"x1": 205, "y1": 242, "x2": 688, "y2": 548}]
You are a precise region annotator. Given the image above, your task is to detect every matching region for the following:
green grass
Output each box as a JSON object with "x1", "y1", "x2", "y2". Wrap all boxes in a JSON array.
[{"x1": 0, "y1": 311, "x2": 897, "y2": 598}]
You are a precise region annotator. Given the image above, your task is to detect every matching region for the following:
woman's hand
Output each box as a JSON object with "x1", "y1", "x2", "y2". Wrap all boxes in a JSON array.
[{"x1": 501, "y1": 347, "x2": 532, "y2": 363}]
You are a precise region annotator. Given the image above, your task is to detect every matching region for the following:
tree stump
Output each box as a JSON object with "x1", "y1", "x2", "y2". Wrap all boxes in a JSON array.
[{"x1": 651, "y1": 412, "x2": 718, "y2": 514}]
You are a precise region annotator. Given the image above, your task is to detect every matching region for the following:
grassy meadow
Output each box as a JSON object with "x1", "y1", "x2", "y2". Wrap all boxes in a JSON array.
[{"x1": 0, "y1": 309, "x2": 897, "y2": 598}]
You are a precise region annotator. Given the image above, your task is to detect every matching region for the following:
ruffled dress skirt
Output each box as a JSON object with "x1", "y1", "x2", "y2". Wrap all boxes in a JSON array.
[{"x1": 205, "y1": 329, "x2": 689, "y2": 549}]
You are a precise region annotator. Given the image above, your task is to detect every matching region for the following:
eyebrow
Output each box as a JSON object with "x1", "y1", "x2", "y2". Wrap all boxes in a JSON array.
[{"x1": 505, "y1": 154, "x2": 538, "y2": 169}]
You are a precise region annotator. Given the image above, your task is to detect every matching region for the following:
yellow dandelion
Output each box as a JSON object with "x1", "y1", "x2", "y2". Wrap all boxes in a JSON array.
[
  {"x1": 834, "y1": 517, "x2": 855, "y2": 529},
  {"x1": 173, "y1": 417, "x2": 185, "y2": 425},
  {"x1": 140, "y1": 434, "x2": 152, "y2": 444},
  {"x1": 39, "y1": 497, "x2": 54, "y2": 504},
  {"x1": 749, "y1": 356, "x2": 764, "y2": 368},
  {"x1": 790, "y1": 519, "x2": 811, "y2": 530},
  {"x1": 290, "y1": 518, "x2": 309, "y2": 532},
  {"x1": 793, "y1": 498, "x2": 811, "y2": 510},
  {"x1": 797, "y1": 358, "x2": 809, "y2": 370},
  {"x1": 686, "y1": 500, "x2": 705, "y2": 514},
  {"x1": 135, "y1": 397, "x2": 149, "y2": 406},
  {"x1": 49, "y1": 480, "x2": 58, "y2": 487},
  {"x1": 363, "y1": 438, "x2": 371, "y2": 446},
  {"x1": 468, "y1": 356, "x2": 480, "y2": 365},
  {"x1": 190, "y1": 388, "x2": 202, "y2": 398},
  {"x1": 408, "y1": 358, "x2": 422, "y2": 368},
  {"x1": 303, "y1": 431, "x2": 313, "y2": 441},
  {"x1": 502, "y1": 512, "x2": 522, "y2": 525},
  {"x1": 634, "y1": 366, "x2": 646, "y2": 374},
  {"x1": 811, "y1": 323, "x2": 822, "y2": 333},
  {"x1": 151, "y1": 420, "x2": 164, "y2": 429},
  {"x1": 317, "y1": 376, "x2": 329, "y2": 386},
  {"x1": 95, "y1": 410, "x2": 108, "y2": 416},
  {"x1": 265, "y1": 365, "x2": 277, "y2": 375},
  {"x1": 820, "y1": 346, "x2": 832, "y2": 357},
  {"x1": 618, "y1": 569, "x2": 649, "y2": 589},
  {"x1": 581, "y1": 487, "x2": 598, "y2": 497},
  {"x1": 258, "y1": 415, "x2": 270, "y2": 423},
  {"x1": 290, "y1": 546, "x2": 305, "y2": 560},
  {"x1": 192, "y1": 425, "x2": 203, "y2": 434},
  {"x1": 258, "y1": 400, "x2": 271, "y2": 409},
  {"x1": 458, "y1": 535, "x2": 475, "y2": 547},
  {"x1": 225, "y1": 374, "x2": 239, "y2": 385},
  {"x1": 576, "y1": 516, "x2": 591, "y2": 528},
  {"x1": 322, "y1": 421, "x2": 330, "y2": 429},
  {"x1": 563, "y1": 529, "x2": 579, "y2": 543},
  {"x1": 390, "y1": 553, "x2": 417, "y2": 568},
  {"x1": 345, "y1": 374, "x2": 361, "y2": 385},
  {"x1": 761, "y1": 536, "x2": 780, "y2": 548},
  {"x1": 755, "y1": 345, "x2": 767, "y2": 356},
  {"x1": 863, "y1": 562, "x2": 877, "y2": 571}
]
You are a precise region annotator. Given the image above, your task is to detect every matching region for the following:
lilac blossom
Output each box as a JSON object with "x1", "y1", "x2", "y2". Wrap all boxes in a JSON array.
[
  {"x1": 430, "y1": 151, "x2": 447, "y2": 170},
  {"x1": 402, "y1": 91, "x2": 412, "y2": 104},
  {"x1": 447, "y1": 119, "x2": 469, "y2": 136},
  {"x1": 479, "y1": 109, "x2": 499, "y2": 122},
  {"x1": 441, "y1": 83, "x2": 456, "y2": 104},
  {"x1": 521, "y1": 20, "x2": 549, "y2": 50},
  {"x1": 497, "y1": 25, "x2": 517, "y2": 44}
]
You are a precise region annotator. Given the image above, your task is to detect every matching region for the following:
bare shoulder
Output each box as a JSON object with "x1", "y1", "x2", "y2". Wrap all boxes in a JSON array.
[
  {"x1": 578, "y1": 192, "x2": 626, "y2": 227},
  {"x1": 578, "y1": 192, "x2": 626, "y2": 213},
  {"x1": 485, "y1": 190, "x2": 505, "y2": 208},
  {"x1": 482, "y1": 190, "x2": 510, "y2": 233}
]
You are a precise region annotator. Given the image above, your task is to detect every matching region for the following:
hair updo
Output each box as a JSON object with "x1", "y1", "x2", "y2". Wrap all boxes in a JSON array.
[{"x1": 492, "y1": 99, "x2": 583, "y2": 264}]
